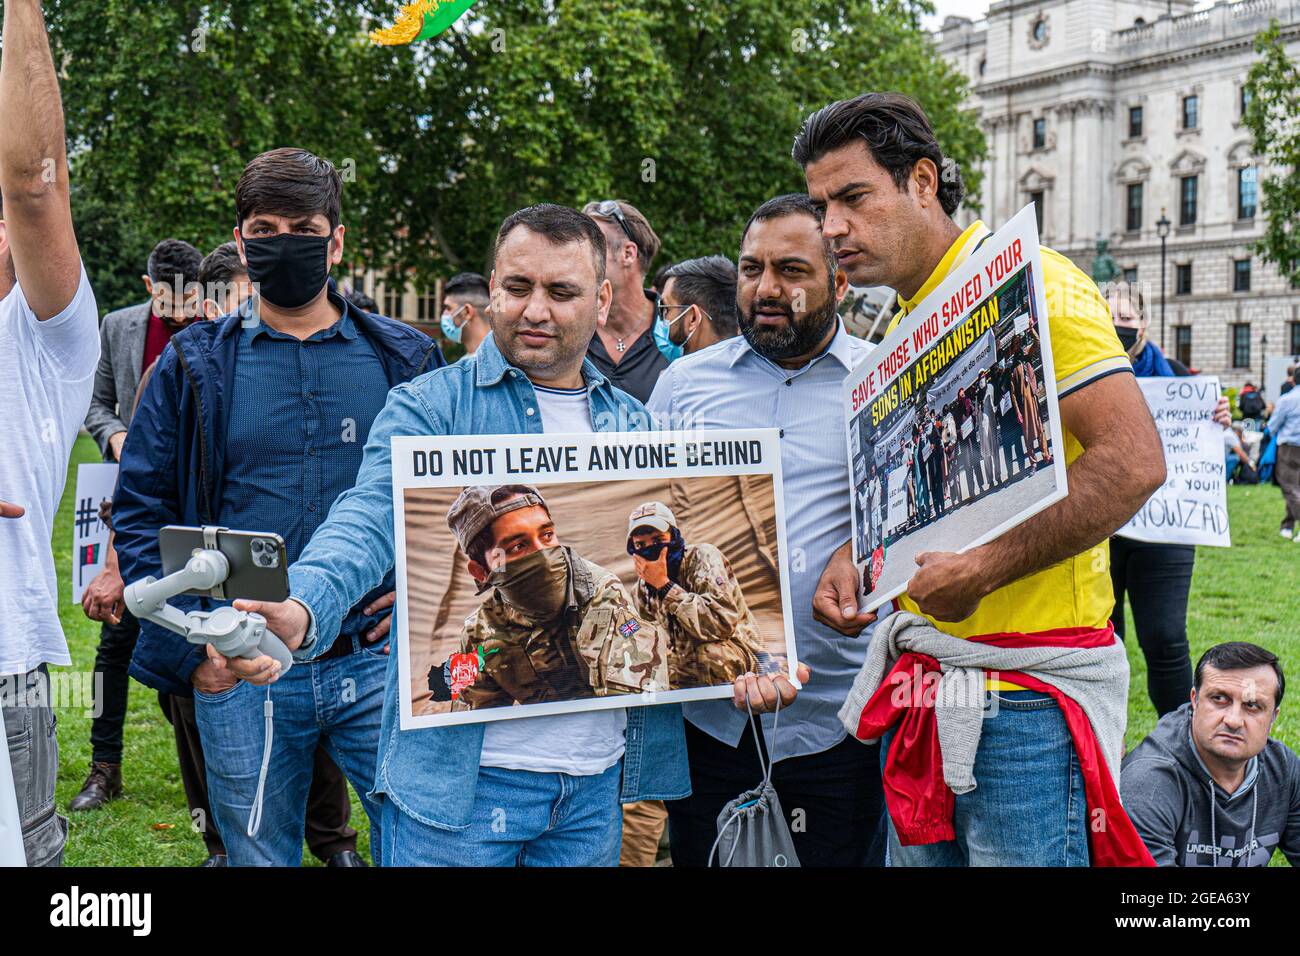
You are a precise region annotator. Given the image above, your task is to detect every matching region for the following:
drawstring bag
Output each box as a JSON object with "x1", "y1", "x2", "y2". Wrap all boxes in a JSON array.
[{"x1": 707, "y1": 695, "x2": 801, "y2": 868}]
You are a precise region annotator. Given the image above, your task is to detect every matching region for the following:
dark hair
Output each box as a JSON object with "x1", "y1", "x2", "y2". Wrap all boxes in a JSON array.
[
  {"x1": 444, "y1": 271, "x2": 490, "y2": 310},
  {"x1": 651, "y1": 263, "x2": 673, "y2": 294},
  {"x1": 662, "y1": 255, "x2": 740, "y2": 338},
  {"x1": 582, "y1": 199, "x2": 661, "y2": 273},
  {"x1": 792, "y1": 92, "x2": 965, "y2": 217},
  {"x1": 147, "y1": 239, "x2": 203, "y2": 287},
  {"x1": 197, "y1": 241, "x2": 245, "y2": 288},
  {"x1": 1195, "y1": 642, "x2": 1285, "y2": 708},
  {"x1": 740, "y1": 194, "x2": 836, "y2": 279},
  {"x1": 495, "y1": 204, "x2": 607, "y2": 283},
  {"x1": 235, "y1": 147, "x2": 343, "y2": 231},
  {"x1": 343, "y1": 286, "x2": 377, "y2": 312},
  {"x1": 466, "y1": 486, "x2": 552, "y2": 568}
]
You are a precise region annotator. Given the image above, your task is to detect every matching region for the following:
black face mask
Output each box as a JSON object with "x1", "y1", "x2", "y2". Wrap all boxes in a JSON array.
[
  {"x1": 241, "y1": 233, "x2": 332, "y2": 309},
  {"x1": 1115, "y1": 325, "x2": 1140, "y2": 351},
  {"x1": 627, "y1": 528, "x2": 687, "y2": 582}
]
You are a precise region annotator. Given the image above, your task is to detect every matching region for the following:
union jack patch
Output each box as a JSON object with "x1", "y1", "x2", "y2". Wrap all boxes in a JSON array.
[{"x1": 619, "y1": 619, "x2": 641, "y2": 639}]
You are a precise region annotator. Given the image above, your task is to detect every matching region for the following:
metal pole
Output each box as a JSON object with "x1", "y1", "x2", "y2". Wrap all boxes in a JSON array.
[{"x1": 1160, "y1": 232, "x2": 1167, "y2": 352}]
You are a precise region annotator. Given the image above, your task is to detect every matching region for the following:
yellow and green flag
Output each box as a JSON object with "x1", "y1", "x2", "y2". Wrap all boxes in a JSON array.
[{"x1": 370, "y1": 0, "x2": 478, "y2": 46}]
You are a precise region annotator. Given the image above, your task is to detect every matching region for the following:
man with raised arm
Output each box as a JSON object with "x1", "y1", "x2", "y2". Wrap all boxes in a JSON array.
[{"x1": 0, "y1": 0, "x2": 102, "y2": 866}]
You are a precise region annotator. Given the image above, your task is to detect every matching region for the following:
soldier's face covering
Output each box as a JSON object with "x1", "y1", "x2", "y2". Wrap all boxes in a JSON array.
[
  {"x1": 485, "y1": 545, "x2": 570, "y2": 622},
  {"x1": 629, "y1": 528, "x2": 686, "y2": 582}
]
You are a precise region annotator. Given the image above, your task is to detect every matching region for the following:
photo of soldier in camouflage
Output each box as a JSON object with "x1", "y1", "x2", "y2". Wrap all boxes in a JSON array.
[
  {"x1": 427, "y1": 484, "x2": 670, "y2": 710},
  {"x1": 402, "y1": 474, "x2": 790, "y2": 723},
  {"x1": 626, "y1": 501, "x2": 762, "y2": 689}
]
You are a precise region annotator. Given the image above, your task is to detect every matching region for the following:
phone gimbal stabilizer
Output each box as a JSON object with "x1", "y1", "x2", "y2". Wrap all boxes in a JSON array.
[{"x1": 123, "y1": 530, "x2": 294, "y2": 676}]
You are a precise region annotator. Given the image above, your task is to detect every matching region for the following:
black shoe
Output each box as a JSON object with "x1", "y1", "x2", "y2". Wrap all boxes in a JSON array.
[
  {"x1": 201, "y1": 853, "x2": 228, "y2": 867},
  {"x1": 326, "y1": 849, "x2": 368, "y2": 867},
  {"x1": 68, "y1": 762, "x2": 123, "y2": 812}
]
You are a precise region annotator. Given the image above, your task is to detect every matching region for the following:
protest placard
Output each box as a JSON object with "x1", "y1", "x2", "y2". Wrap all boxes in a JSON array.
[
  {"x1": 842, "y1": 204, "x2": 1068, "y2": 611},
  {"x1": 390, "y1": 429, "x2": 796, "y2": 729},
  {"x1": 1118, "y1": 376, "x2": 1230, "y2": 547},
  {"x1": 70, "y1": 463, "x2": 118, "y2": 604}
]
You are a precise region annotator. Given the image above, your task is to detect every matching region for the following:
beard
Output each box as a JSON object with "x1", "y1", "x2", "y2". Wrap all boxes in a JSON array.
[{"x1": 739, "y1": 281, "x2": 838, "y2": 362}]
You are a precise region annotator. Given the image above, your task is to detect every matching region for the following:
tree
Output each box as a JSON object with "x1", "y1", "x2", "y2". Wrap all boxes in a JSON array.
[
  {"x1": 45, "y1": 0, "x2": 413, "y2": 311},
  {"x1": 374, "y1": 0, "x2": 985, "y2": 285},
  {"x1": 1243, "y1": 21, "x2": 1300, "y2": 287},
  {"x1": 40, "y1": 0, "x2": 982, "y2": 310}
]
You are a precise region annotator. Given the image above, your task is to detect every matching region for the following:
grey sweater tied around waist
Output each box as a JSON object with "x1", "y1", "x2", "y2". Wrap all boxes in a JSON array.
[{"x1": 837, "y1": 611, "x2": 1131, "y2": 795}]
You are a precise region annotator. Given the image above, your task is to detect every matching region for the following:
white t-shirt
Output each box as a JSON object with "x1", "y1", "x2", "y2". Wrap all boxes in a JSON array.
[
  {"x1": 476, "y1": 382, "x2": 628, "y2": 776},
  {"x1": 0, "y1": 266, "x2": 100, "y2": 674}
]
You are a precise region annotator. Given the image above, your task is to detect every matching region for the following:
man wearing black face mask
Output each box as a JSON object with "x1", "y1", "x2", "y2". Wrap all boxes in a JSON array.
[
  {"x1": 428, "y1": 484, "x2": 668, "y2": 710},
  {"x1": 627, "y1": 501, "x2": 761, "y2": 689},
  {"x1": 112, "y1": 147, "x2": 444, "y2": 866}
]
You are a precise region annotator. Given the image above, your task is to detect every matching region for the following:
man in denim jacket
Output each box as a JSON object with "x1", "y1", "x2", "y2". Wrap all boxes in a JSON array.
[{"x1": 229, "y1": 205, "x2": 698, "y2": 865}]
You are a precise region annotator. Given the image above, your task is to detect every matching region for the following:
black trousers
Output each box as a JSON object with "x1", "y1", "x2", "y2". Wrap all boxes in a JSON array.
[
  {"x1": 158, "y1": 692, "x2": 357, "y2": 860},
  {"x1": 666, "y1": 718, "x2": 885, "y2": 867},
  {"x1": 89, "y1": 610, "x2": 140, "y2": 764},
  {"x1": 1109, "y1": 535, "x2": 1195, "y2": 717}
]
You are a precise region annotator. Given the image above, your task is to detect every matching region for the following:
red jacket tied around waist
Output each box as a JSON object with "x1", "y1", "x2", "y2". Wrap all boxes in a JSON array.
[{"x1": 838, "y1": 613, "x2": 1154, "y2": 867}]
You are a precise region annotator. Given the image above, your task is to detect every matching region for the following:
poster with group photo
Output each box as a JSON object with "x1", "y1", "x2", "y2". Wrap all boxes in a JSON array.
[
  {"x1": 391, "y1": 429, "x2": 797, "y2": 729},
  {"x1": 842, "y1": 204, "x2": 1069, "y2": 611}
]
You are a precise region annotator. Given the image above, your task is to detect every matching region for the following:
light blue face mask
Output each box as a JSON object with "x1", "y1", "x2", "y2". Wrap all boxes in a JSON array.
[
  {"x1": 441, "y1": 304, "x2": 468, "y2": 344},
  {"x1": 653, "y1": 313, "x2": 683, "y2": 364}
]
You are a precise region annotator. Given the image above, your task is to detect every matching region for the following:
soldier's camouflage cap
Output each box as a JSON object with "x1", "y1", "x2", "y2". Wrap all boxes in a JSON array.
[
  {"x1": 627, "y1": 500, "x2": 676, "y2": 538},
  {"x1": 447, "y1": 484, "x2": 549, "y2": 553}
]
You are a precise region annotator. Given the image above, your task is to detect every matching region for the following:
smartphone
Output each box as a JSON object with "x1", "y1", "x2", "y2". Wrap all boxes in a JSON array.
[{"x1": 157, "y1": 526, "x2": 289, "y2": 602}]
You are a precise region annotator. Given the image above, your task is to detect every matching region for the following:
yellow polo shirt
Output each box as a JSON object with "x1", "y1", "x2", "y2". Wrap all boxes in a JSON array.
[{"x1": 887, "y1": 221, "x2": 1132, "y2": 686}]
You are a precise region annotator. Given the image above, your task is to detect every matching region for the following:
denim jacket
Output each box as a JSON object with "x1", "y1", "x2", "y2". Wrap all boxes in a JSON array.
[{"x1": 288, "y1": 333, "x2": 691, "y2": 830}]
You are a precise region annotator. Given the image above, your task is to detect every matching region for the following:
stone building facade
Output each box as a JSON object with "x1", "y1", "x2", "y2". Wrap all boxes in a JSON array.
[{"x1": 935, "y1": 0, "x2": 1300, "y2": 388}]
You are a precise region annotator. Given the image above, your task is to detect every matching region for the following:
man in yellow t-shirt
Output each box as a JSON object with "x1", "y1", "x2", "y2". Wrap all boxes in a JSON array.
[{"x1": 794, "y1": 92, "x2": 1166, "y2": 866}]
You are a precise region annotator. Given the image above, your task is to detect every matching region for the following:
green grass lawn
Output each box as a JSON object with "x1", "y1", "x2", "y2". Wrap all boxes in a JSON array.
[
  {"x1": 52, "y1": 435, "x2": 369, "y2": 866},
  {"x1": 49, "y1": 435, "x2": 1298, "y2": 865}
]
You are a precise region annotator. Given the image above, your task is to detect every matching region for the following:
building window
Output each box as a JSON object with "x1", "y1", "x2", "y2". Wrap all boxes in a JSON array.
[
  {"x1": 1175, "y1": 325, "x2": 1192, "y2": 368},
  {"x1": 1233, "y1": 259, "x2": 1251, "y2": 293},
  {"x1": 1179, "y1": 175, "x2": 1198, "y2": 226},
  {"x1": 1032, "y1": 118, "x2": 1046, "y2": 150},
  {"x1": 1237, "y1": 167, "x2": 1258, "y2": 219},
  {"x1": 1231, "y1": 323, "x2": 1251, "y2": 369},
  {"x1": 1128, "y1": 106, "x2": 1143, "y2": 139},
  {"x1": 1125, "y1": 183, "x2": 1143, "y2": 232},
  {"x1": 1123, "y1": 267, "x2": 1138, "y2": 284},
  {"x1": 1030, "y1": 191, "x2": 1044, "y2": 234},
  {"x1": 1240, "y1": 85, "x2": 1252, "y2": 118},
  {"x1": 383, "y1": 282, "x2": 404, "y2": 320},
  {"x1": 1176, "y1": 263, "x2": 1193, "y2": 296},
  {"x1": 1290, "y1": 321, "x2": 1300, "y2": 356},
  {"x1": 416, "y1": 291, "x2": 438, "y2": 322},
  {"x1": 978, "y1": 58, "x2": 986, "y2": 77},
  {"x1": 1182, "y1": 94, "x2": 1198, "y2": 130}
]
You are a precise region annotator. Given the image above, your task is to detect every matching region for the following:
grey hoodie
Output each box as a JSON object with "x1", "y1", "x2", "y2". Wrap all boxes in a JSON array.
[{"x1": 1121, "y1": 703, "x2": 1300, "y2": 866}]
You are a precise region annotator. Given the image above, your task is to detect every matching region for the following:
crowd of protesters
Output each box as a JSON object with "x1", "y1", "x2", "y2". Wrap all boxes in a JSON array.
[{"x1": 2, "y1": 2, "x2": 1296, "y2": 871}]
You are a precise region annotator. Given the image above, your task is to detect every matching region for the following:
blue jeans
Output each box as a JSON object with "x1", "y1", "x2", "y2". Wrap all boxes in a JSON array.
[
  {"x1": 884, "y1": 690, "x2": 1089, "y2": 867},
  {"x1": 380, "y1": 761, "x2": 623, "y2": 866},
  {"x1": 193, "y1": 638, "x2": 387, "y2": 866}
]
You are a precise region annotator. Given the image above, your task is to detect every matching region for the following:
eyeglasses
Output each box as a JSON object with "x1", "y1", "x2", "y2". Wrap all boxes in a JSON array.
[
  {"x1": 591, "y1": 199, "x2": 639, "y2": 247},
  {"x1": 654, "y1": 301, "x2": 712, "y2": 328}
]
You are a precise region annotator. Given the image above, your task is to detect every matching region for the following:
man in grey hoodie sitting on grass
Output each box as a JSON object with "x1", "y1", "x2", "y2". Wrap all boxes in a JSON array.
[{"x1": 1122, "y1": 642, "x2": 1300, "y2": 867}]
